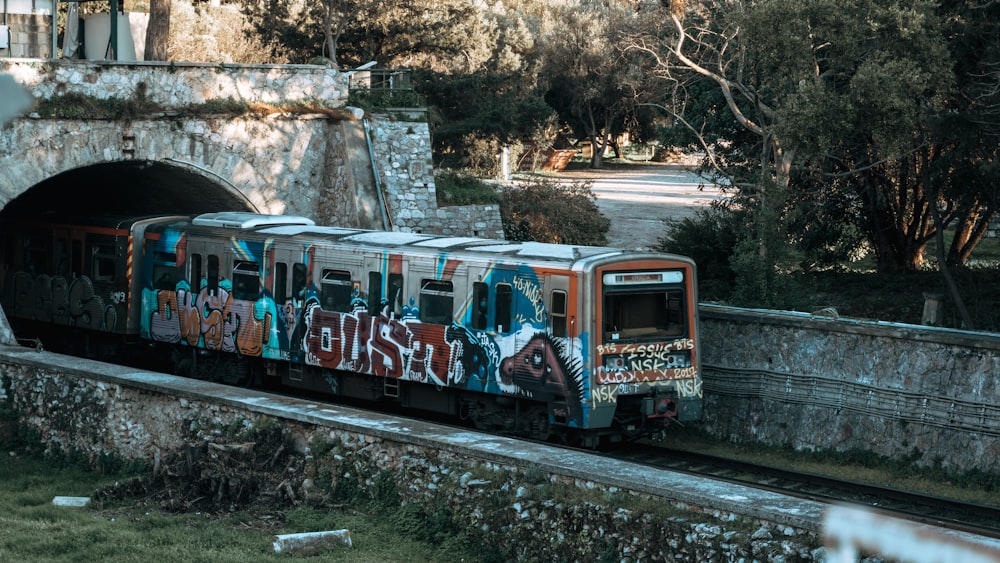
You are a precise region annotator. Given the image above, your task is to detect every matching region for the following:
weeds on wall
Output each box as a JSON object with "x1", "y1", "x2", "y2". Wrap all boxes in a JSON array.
[{"x1": 434, "y1": 171, "x2": 501, "y2": 207}]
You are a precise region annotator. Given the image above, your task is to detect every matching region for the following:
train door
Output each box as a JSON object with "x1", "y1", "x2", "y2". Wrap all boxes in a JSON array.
[
  {"x1": 363, "y1": 256, "x2": 384, "y2": 316},
  {"x1": 467, "y1": 265, "x2": 489, "y2": 331},
  {"x1": 269, "y1": 245, "x2": 302, "y2": 365}
]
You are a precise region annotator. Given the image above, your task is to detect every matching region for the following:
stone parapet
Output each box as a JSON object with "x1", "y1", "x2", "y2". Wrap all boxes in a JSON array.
[
  {"x1": 0, "y1": 346, "x2": 826, "y2": 561},
  {"x1": 2, "y1": 59, "x2": 348, "y2": 107},
  {"x1": 697, "y1": 305, "x2": 1000, "y2": 475}
]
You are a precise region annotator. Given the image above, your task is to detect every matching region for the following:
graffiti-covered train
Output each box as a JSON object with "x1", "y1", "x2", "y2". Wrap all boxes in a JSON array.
[{"x1": 1, "y1": 212, "x2": 702, "y2": 446}]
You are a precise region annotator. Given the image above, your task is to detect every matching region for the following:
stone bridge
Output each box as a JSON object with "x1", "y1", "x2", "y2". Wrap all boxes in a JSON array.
[{"x1": 0, "y1": 59, "x2": 503, "y2": 342}]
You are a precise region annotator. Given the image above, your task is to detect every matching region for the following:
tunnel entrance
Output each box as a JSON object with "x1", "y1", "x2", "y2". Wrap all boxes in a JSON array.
[
  {"x1": 0, "y1": 160, "x2": 258, "y2": 345},
  {"x1": 0, "y1": 160, "x2": 257, "y2": 221}
]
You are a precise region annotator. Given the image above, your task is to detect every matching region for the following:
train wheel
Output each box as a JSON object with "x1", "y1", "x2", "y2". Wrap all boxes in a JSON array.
[{"x1": 220, "y1": 357, "x2": 252, "y2": 387}]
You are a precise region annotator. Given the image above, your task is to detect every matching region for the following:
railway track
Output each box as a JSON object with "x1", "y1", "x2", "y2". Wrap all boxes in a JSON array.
[{"x1": 611, "y1": 443, "x2": 1000, "y2": 539}]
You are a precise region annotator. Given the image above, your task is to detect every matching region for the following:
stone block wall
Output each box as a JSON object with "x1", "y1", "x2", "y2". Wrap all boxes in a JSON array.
[
  {"x1": 366, "y1": 114, "x2": 505, "y2": 239},
  {"x1": 0, "y1": 348, "x2": 824, "y2": 562},
  {"x1": 0, "y1": 15, "x2": 51, "y2": 59},
  {"x1": 697, "y1": 305, "x2": 1000, "y2": 475},
  {"x1": 2, "y1": 60, "x2": 503, "y2": 240}
]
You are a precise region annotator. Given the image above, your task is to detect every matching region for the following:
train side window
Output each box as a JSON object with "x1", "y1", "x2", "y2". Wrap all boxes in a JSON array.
[
  {"x1": 292, "y1": 263, "x2": 307, "y2": 303},
  {"x1": 368, "y1": 272, "x2": 382, "y2": 315},
  {"x1": 71, "y1": 240, "x2": 82, "y2": 277},
  {"x1": 92, "y1": 243, "x2": 117, "y2": 282},
  {"x1": 663, "y1": 289, "x2": 685, "y2": 335},
  {"x1": 153, "y1": 251, "x2": 178, "y2": 290},
  {"x1": 207, "y1": 255, "x2": 219, "y2": 294},
  {"x1": 495, "y1": 283, "x2": 513, "y2": 333},
  {"x1": 54, "y1": 239, "x2": 68, "y2": 277},
  {"x1": 232, "y1": 261, "x2": 260, "y2": 300},
  {"x1": 388, "y1": 273, "x2": 404, "y2": 318},
  {"x1": 190, "y1": 253, "x2": 203, "y2": 292},
  {"x1": 25, "y1": 234, "x2": 52, "y2": 274},
  {"x1": 419, "y1": 279, "x2": 453, "y2": 325},
  {"x1": 472, "y1": 281, "x2": 489, "y2": 330},
  {"x1": 550, "y1": 290, "x2": 567, "y2": 337},
  {"x1": 274, "y1": 262, "x2": 287, "y2": 304},
  {"x1": 320, "y1": 269, "x2": 353, "y2": 311}
]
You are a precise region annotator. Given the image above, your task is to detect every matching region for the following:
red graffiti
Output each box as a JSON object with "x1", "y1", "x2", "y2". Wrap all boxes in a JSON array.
[{"x1": 303, "y1": 305, "x2": 458, "y2": 386}]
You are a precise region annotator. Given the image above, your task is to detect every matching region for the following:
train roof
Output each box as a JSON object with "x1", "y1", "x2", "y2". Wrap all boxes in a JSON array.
[{"x1": 167, "y1": 212, "x2": 693, "y2": 268}]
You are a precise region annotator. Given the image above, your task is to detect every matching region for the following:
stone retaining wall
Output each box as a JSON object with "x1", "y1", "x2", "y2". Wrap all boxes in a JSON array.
[
  {"x1": 698, "y1": 305, "x2": 1000, "y2": 475},
  {"x1": 0, "y1": 347, "x2": 824, "y2": 562},
  {"x1": 1, "y1": 60, "x2": 504, "y2": 239}
]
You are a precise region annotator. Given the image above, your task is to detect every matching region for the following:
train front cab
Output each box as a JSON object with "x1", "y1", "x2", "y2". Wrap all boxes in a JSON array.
[{"x1": 589, "y1": 258, "x2": 702, "y2": 442}]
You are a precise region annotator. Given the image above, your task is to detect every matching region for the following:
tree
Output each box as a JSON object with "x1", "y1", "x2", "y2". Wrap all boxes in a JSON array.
[
  {"x1": 145, "y1": 0, "x2": 171, "y2": 60},
  {"x1": 632, "y1": 0, "x2": 957, "y2": 274},
  {"x1": 542, "y1": 1, "x2": 649, "y2": 168}
]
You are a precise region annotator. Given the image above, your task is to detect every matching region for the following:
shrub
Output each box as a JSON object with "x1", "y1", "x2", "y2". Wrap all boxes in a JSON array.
[
  {"x1": 435, "y1": 171, "x2": 501, "y2": 206},
  {"x1": 499, "y1": 176, "x2": 610, "y2": 246},
  {"x1": 655, "y1": 204, "x2": 742, "y2": 301}
]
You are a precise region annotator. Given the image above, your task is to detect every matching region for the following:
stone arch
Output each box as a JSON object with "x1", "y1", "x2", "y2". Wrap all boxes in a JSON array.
[
  {"x1": 0, "y1": 160, "x2": 257, "y2": 219},
  {"x1": 0, "y1": 160, "x2": 257, "y2": 345}
]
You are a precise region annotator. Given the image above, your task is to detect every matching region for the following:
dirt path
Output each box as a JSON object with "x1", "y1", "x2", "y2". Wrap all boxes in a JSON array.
[{"x1": 551, "y1": 163, "x2": 726, "y2": 250}]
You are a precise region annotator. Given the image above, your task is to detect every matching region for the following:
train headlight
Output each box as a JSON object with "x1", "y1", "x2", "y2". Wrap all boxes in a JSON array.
[
  {"x1": 604, "y1": 355, "x2": 627, "y2": 371},
  {"x1": 663, "y1": 352, "x2": 692, "y2": 369}
]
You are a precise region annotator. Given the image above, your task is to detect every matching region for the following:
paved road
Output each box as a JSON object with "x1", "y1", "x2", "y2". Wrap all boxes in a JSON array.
[{"x1": 553, "y1": 163, "x2": 725, "y2": 250}]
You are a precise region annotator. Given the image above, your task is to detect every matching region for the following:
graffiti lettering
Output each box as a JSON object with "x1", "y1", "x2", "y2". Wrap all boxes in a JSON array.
[
  {"x1": 675, "y1": 377, "x2": 703, "y2": 398},
  {"x1": 595, "y1": 366, "x2": 699, "y2": 385},
  {"x1": 10, "y1": 272, "x2": 117, "y2": 332},
  {"x1": 147, "y1": 285, "x2": 272, "y2": 356},
  {"x1": 617, "y1": 383, "x2": 640, "y2": 395},
  {"x1": 598, "y1": 338, "x2": 694, "y2": 356},
  {"x1": 511, "y1": 275, "x2": 544, "y2": 323},
  {"x1": 592, "y1": 385, "x2": 617, "y2": 405}
]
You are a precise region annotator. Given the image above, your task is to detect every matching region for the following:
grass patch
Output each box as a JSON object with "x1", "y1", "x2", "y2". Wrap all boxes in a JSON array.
[
  {"x1": 653, "y1": 427, "x2": 1000, "y2": 508},
  {"x1": 0, "y1": 453, "x2": 483, "y2": 562}
]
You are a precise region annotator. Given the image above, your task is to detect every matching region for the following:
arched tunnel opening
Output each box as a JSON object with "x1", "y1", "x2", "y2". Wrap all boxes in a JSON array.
[
  {"x1": 0, "y1": 160, "x2": 258, "y2": 345},
  {"x1": 0, "y1": 161, "x2": 257, "y2": 222}
]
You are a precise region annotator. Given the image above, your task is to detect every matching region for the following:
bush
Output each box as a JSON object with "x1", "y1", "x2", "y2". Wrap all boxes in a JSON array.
[
  {"x1": 499, "y1": 177, "x2": 610, "y2": 246},
  {"x1": 655, "y1": 205, "x2": 741, "y2": 301},
  {"x1": 435, "y1": 171, "x2": 501, "y2": 206}
]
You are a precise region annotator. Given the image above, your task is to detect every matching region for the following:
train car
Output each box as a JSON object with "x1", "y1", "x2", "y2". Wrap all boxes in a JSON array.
[
  {"x1": 0, "y1": 213, "x2": 187, "y2": 355},
  {"x1": 2, "y1": 211, "x2": 701, "y2": 446}
]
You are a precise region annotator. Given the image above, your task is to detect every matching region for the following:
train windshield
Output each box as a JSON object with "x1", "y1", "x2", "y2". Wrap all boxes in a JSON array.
[{"x1": 602, "y1": 270, "x2": 686, "y2": 342}]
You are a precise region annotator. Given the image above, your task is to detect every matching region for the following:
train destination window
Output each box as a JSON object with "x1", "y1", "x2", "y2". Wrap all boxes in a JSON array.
[
  {"x1": 419, "y1": 279, "x2": 453, "y2": 325},
  {"x1": 550, "y1": 290, "x2": 567, "y2": 337},
  {"x1": 604, "y1": 288, "x2": 685, "y2": 340},
  {"x1": 232, "y1": 261, "x2": 261, "y2": 300},
  {"x1": 472, "y1": 281, "x2": 489, "y2": 330},
  {"x1": 495, "y1": 283, "x2": 513, "y2": 333},
  {"x1": 368, "y1": 272, "x2": 382, "y2": 315},
  {"x1": 274, "y1": 263, "x2": 287, "y2": 304},
  {"x1": 320, "y1": 269, "x2": 353, "y2": 312},
  {"x1": 153, "y1": 252, "x2": 178, "y2": 290}
]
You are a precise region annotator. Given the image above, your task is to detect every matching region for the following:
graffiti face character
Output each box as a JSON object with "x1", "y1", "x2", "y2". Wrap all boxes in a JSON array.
[{"x1": 499, "y1": 334, "x2": 582, "y2": 424}]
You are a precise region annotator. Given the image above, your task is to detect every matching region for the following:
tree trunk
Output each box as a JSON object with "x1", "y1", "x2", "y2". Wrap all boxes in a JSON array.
[
  {"x1": 145, "y1": 0, "x2": 171, "y2": 61},
  {"x1": 947, "y1": 204, "x2": 994, "y2": 266}
]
